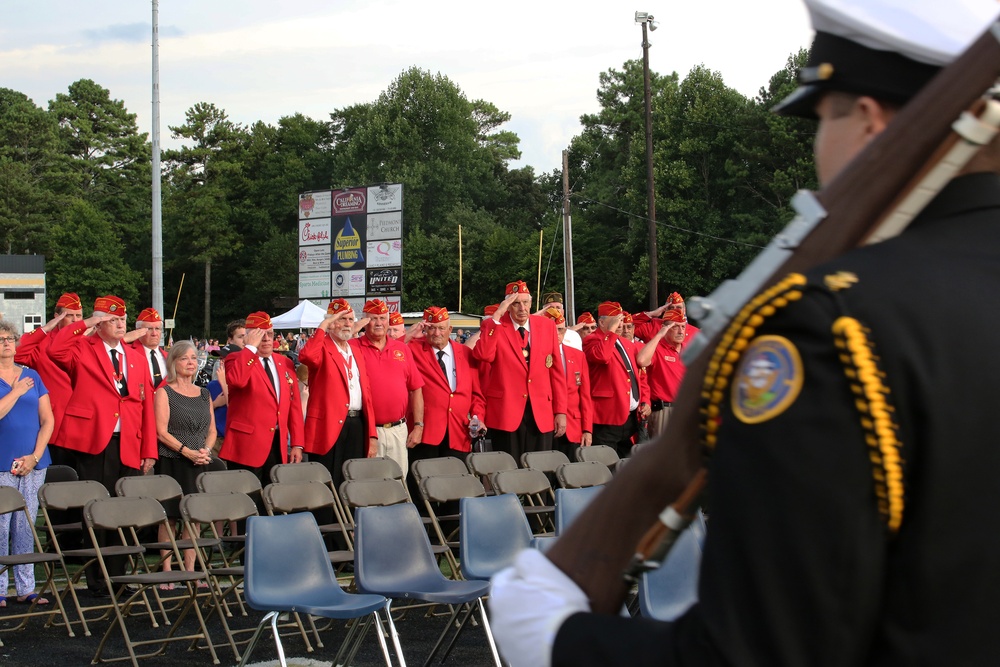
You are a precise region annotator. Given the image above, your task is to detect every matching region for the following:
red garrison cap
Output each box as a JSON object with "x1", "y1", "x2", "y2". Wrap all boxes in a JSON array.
[
  {"x1": 423, "y1": 307, "x2": 449, "y2": 324},
  {"x1": 136, "y1": 307, "x2": 161, "y2": 323},
  {"x1": 363, "y1": 299, "x2": 388, "y2": 315},
  {"x1": 245, "y1": 311, "x2": 273, "y2": 329},
  {"x1": 94, "y1": 295, "x2": 126, "y2": 316},
  {"x1": 56, "y1": 293, "x2": 82, "y2": 310}
]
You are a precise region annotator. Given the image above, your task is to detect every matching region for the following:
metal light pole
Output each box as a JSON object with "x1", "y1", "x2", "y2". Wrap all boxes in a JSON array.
[
  {"x1": 635, "y1": 11, "x2": 658, "y2": 309},
  {"x1": 151, "y1": 0, "x2": 164, "y2": 317}
]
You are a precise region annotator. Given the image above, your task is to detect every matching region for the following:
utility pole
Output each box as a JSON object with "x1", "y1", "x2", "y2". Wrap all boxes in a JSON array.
[
  {"x1": 636, "y1": 11, "x2": 658, "y2": 308},
  {"x1": 562, "y1": 149, "x2": 576, "y2": 321},
  {"x1": 151, "y1": 0, "x2": 164, "y2": 316}
]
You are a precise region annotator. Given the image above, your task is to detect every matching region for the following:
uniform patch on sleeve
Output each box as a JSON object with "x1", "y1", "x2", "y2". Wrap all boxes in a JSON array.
[{"x1": 731, "y1": 335, "x2": 803, "y2": 424}]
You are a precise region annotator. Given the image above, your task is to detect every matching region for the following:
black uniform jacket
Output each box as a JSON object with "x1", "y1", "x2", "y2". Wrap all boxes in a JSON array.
[{"x1": 555, "y1": 173, "x2": 1000, "y2": 667}]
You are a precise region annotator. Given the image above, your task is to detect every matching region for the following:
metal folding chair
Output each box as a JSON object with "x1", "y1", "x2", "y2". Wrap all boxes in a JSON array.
[
  {"x1": 0, "y1": 486, "x2": 76, "y2": 646},
  {"x1": 556, "y1": 461, "x2": 614, "y2": 489},
  {"x1": 575, "y1": 443, "x2": 622, "y2": 471},
  {"x1": 491, "y1": 468, "x2": 556, "y2": 535},
  {"x1": 355, "y1": 503, "x2": 501, "y2": 667},
  {"x1": 270, "y1": 462, "x2": 353, "y2": 546},
  {"x1": 239, "y1": 513, "x2": 401, "y2": 667},
  {"x1": 520, "y1": 449, "x2": 571, "y2": 475},
  {"x1": 83, "y1": 496, "x2": 217, "y2": 666},
  {"x1": 417, "y1": 473, "x2": 486, "y2": 577},
  {"x1": 465, "y1": 451, "x2": 517, "y2": 494},
  {"x1": 262, "y1": 481, "x2": 353, "y2": 568}
]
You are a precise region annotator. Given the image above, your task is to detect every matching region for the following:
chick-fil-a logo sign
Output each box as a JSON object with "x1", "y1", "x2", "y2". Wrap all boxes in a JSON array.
[{"x1": 299, "y1": 218, "x2": 331, "y2": 246}]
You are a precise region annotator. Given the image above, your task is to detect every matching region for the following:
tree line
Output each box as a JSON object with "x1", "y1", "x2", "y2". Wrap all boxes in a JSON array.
[{"x1": 0, "y1": 51, "x2": 814, "y2": 338}]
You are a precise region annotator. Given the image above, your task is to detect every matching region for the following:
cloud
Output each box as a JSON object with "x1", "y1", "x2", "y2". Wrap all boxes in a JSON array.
[{"x1": 82, "y1": 23, "x2": 182, "y2": 44}]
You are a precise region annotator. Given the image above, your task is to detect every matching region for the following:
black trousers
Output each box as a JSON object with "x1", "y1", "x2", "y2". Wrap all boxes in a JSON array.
[
  {"x1": 592, "y1": 410, "x2": 639, "y2": 459},
  {"x1": 308, "y1": 415, "x2": 366, "y2": 550},
  {"x1": 73, "y1": 434, "x2": 141, "y2": 591},
  {"x1": 490, "y1": 401, "x2": 554, "y2": 465}
]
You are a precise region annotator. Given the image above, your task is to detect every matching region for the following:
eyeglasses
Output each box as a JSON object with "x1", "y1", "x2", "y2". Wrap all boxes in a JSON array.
[{"x1": 0, "y1": 337, "x2": 16, "y2": 345}]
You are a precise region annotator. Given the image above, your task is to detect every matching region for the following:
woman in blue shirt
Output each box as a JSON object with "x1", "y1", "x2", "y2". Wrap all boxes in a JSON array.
[{"x1": 0, "y1": 320, "x2": 54, "y2": 606}]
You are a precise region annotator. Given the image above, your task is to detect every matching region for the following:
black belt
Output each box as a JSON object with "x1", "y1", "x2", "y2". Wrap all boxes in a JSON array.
[
  {"x1": 347, "y1": 409, "x2": 363, "y2": 418},
  {"x1": 380, "y1": 417, "x2": 406, "y2": 428},
  {"x1": 651, "y1": 399, "x2": 673, "y2": 412}
]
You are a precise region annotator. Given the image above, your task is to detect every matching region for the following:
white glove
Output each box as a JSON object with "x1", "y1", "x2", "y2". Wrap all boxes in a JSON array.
[{"x1": 489, "y1": 548, "x2": 591, "y2": 667}]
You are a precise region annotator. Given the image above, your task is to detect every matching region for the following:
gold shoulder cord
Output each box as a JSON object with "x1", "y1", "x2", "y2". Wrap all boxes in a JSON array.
[
  {"x1": 832, "y1": 316, "x2": 904, "y2": 533},
  {"x1": 699, "y1": 273, "x2": 807, "y2": 450}
]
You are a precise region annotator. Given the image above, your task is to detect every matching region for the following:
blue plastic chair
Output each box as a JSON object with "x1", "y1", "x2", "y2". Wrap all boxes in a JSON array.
[
  {"x1": 637, "y1": 511, "x2": 708, "y2": 622},
  {"x1": 239, "y1": 513, "x2": 401, "y2": 667},
  {"x1": 355, "y1": 503, "x2": 502, "y2": 667},
  {"x1": 459, "y1": 494, "x2": 533, "y2": 581},
  {"x1": 553, "y1": 485, "x2": 604, "y2": 535}
]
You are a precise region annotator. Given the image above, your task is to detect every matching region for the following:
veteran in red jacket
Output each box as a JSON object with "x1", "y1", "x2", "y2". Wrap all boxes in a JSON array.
[
  {"x1": 473, "y1": 281, "x2": 567, "y2": 461},
  {"x1": 299, "y1": 299, "x2": 377, "y2": 488},
  {"x1": 584, "y1": 301, "x2": 650, "y2": 458},
  {"x1": 219, "y1": 311, "x2": 304, "y2": 486},
  {"x1": 541, "y1": 307, "x2": 593, "y2": 459}
]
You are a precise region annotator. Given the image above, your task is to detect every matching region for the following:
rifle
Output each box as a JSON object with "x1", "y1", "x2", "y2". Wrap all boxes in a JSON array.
[{"x1": 547, "y1": 20, "x2": 1000, "y2": 614}]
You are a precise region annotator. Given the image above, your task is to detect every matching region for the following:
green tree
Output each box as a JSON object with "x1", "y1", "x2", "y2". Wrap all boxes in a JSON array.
[{"x1": 47, "y1": 199, "x2": 142, "y2": 310}]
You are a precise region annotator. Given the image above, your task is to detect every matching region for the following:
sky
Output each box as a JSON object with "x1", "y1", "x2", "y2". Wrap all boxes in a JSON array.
[{"x1": 2, "y1": 0, "x2": 814, "y2": 175}]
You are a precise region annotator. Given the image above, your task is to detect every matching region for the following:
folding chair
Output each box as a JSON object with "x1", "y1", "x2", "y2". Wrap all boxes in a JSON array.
[
  {"x1": 37, "y1": 479, "x2": 128, "y2": 636},
  {"x1": 238, "y1": 512, "x2": 400, "y2": 667},
  {"x1": 465, "y1": 451, "x2": 517, "y2": 494},
  {"x1": 575, "y1": 444, "x2": 622, "y2": 471},
  {"x1": 638, "y1": 511, "x2": 707, "y2": 621},
  {"x1": 262, "y1": 481, "x2": 353, "y2": 568},
  {"x1": 520, "y1": 450, "x2": 571, "y2": 475},
  {"x1": 83, "y1": 496, "x2": 217, "y2": 666},
  {"x1": 491, "y1": 468, "x2": 556, "y2": 535},
  {"x1": 355, "y1": 503, "x2": 501, "y2": 667},
  {"x1": 270, "y1": 462, "x2": 353, "y2": 547},
  {"x1": 458, "y1": 494, "x2": 532, "y2": 581},
  {"x1": 42, "y1": 464, "x2": 79, "y2": 483},
  {"x1": 417, "y1": 473, "x2": 486, "y2": 577},
  {"x1": 342, "y1": 456, "x2": 406, "y2": 483},
  {"x1": 0, "y1": 486, "x2": 76, "y2": 646},
  {"x1": 556, "y1": 461, "x2": 614, "y2": 488},
  {"x1": 196, "y1": 469, "x2": 263, "y2": 555},
  {"x1": 554, "y1": 485, "x2": 604, "y2": 535},
  {"x1": 409, "y1": 456, "x2": 468, "y2": 485}
]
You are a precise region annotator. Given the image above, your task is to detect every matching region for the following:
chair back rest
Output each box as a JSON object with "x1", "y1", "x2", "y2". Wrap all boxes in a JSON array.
[
  {"x1": 343, "y1": 456, "x2": 404, "y2": 482},
  {"x1": 244, "y1": 513, "x2": 341, "y2": 609},
  {"x1": 115, "y1": 474, "x2": 183, "y2": 502},
  {"x1": 0, "y1": 485, "x2": 27, "y2": 514},
  {"x1": 44, "y1": 464, "x2": 79, "y2": 483},
  {"x1": 262, "y1": 481, "x2": 335, "y2": 514},
  {"x1": 492, "y1": 468, "x2": 552, "y2": 497},
  {"x1": 459, "y1": 495, "x2": 532, "y2": 580},
  {"x1": 576, "y1": 444, "x2": 621, "y2": 470},
  {"x1": 196, "y1": 469, "x2": 263, "y2": 496},
  {"x1": 556, "y1": 461, "x2": 613, "y2": 489},
  {"x1": 466, "y1": 451, "x2": 517, "y2": 477},
  {"x1": 521, "y1": 450, "x2": 571, "y2": 473},
  {"x1": 554, "y1": 486, "x2": 603, "y2": 535},
  {"x1": 410, "y1": 456, "x2": 467, "y2": 483},
  {"x1": 38, "y1": 480, "x2": 110, "y2": 511},
  {"x1": 638, "y1": 512, "x2": 707, "y2": 621},
  {"x1": 354, "y1": 504, "x2": 442, "y2": 592},
  {"x1": 180, "y1": 492, "x2": 258, "y2": 524},
  {"x1": 85, "y1": 496, "x2": 166, "y2": 531},
  {"x1": 339, "y1": 479, "x2": 409, "y2": 509},
  {"x1": 270, "y1": 461, "x2": 333, "y2": 485},
  {"x1": 419, "y1": 473, "x2": 486, "y2": 503}
]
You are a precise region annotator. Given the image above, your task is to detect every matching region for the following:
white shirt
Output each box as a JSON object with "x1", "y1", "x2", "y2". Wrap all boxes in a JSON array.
[
  {"x1": 336, "y1": 341, "x2": 364, "y2": 411},
  {"x1": 616, "y1": 340, "x2": 640, "y2": 412},
  {"x1": 144, "y1": 346, "x2": 166, "y2": 385},
  {"x1": 434, "y1": 341, "x2": 457, "y2": 392},
  {"x1": 103, "y1": 340, "x2": 126, "y2": 433}
]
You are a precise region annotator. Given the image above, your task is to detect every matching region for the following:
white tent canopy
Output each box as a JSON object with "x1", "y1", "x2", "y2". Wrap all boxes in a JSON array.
[{"x1": 270, "y1": 300, "x2": 327, "y2": 329}]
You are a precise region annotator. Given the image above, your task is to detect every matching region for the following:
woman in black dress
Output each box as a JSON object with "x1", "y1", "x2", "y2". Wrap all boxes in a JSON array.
[{"x1": 154, "y1": 340, "x2": 215, "y2": 576}]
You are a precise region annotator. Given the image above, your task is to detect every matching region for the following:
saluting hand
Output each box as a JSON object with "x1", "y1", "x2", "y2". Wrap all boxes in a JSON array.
[{"x1": 245, "y1": 327, "x2": 265, "y2": 348}]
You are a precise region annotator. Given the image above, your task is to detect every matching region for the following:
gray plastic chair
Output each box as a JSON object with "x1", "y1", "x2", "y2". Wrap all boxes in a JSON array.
[{"x1": 556, "y1": 461, "x2": 614, "y2": 488}]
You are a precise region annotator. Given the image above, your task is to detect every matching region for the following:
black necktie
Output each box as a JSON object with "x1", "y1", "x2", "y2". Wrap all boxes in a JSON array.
[
  {"x1": 616, "y1": 341, "x2": 639, "y2": 402},
  {"x1": 262, "y1": 357, "x2": 276, "y2": 393},
  {"x1": 437, "y1": 349, "x2": 449, "y2": 381},
  {"x1": 518, "y1": 326, "x2": 530, "y2": 361},
  {"x1": 150, "y1": 349, "x2": 162, "y2": 387},
  {"x1": 111, "y1": 349, "x2": 129, "y2": 397}
]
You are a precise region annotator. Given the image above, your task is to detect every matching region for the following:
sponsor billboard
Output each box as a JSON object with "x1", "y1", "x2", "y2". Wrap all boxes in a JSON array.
[
  {"x1": 367, "y1": 239, "x2": 402, "y2": 268},
  {"x1": 366, "y1": 268, "x2": 402, "y2": 294},
  {"x1": 299, "y1": 183, "x2": 403, "y2": 304}
]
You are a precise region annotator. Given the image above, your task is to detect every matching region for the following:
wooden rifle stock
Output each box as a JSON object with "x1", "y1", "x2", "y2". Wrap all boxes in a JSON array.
[{"x1": 547, "y1": 20, "x2": 1000, "y2": 614}]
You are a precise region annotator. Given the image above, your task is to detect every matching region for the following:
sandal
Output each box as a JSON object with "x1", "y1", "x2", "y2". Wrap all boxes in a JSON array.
[{"x1": 15, "y1": 593, "x2": 49, "y2": 606}]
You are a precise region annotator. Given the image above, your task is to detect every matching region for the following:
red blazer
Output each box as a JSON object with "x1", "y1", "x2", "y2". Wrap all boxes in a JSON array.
[
  {"x1": 584, "y1": 331, "x2": 650, "y2": 427},
  {"x1": 220, "y1": 348, "x2": 304, "y2": 467},
  {"x1": 298, "y1": 332, "x2": 376, "y2": 455},
  {"x1": 408, "y1": 339, "x2": 486, "y2": 453},
  {"x1": 48, "y1": 324, "x2": 157, "y2": 468},
  {"x1": 562, "y1": 345, "x2": 593, "y2": 444},
  {"x1": 473, "y1": 313, "x2": 568, "y2": 433},
  {"x1": 16, "y1": 327, "x2": 72, "y2": 443}
]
